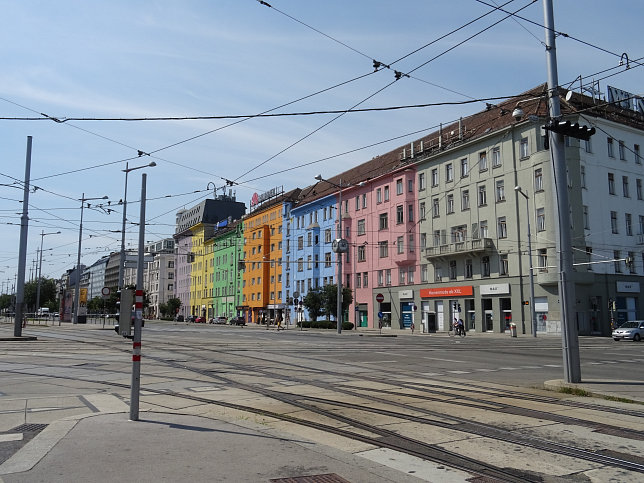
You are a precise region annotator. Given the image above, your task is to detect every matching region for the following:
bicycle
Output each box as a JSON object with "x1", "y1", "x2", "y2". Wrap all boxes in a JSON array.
[{"x1": 448, "y1": 325, "x2": 466, "y2": 337}]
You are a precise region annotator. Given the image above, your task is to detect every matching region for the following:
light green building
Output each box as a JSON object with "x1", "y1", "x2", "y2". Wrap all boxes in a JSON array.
[{"x1": 212, "y1": 220, "x2": 243, "y2": 319}]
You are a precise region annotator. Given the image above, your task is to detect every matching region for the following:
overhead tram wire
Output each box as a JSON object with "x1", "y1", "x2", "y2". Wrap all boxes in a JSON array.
[
  {"x1": 234, "y1": 0, "x2": 537, "y2": 184},
  {"x1": 474, "y1": 0, "x2": 644, "y2": 69}
]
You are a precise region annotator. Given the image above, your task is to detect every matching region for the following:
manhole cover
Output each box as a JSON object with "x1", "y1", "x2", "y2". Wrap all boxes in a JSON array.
[
  {"x1": 270, "y1": 474, "x2": 351, "y2": 483},
  {"x1": 11, "y1": 423, "x2": 48, "y2": 433}
]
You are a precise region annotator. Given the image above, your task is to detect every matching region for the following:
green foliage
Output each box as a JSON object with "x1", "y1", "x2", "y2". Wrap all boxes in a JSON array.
[
  {"x1": 23, "y1": 278, "x2": 57, "y2": 310},
  {"x1": 0, "y1": 293, "x2": 11, "y2": 311},
  {"x1": 158, "y1": 303, "x2": 169, "y2": 317},
  {"x1": 295, "y1": 320, "x2": 355, "y2": 330},
  {"x1": 87, "y1": 296, "x2": 105, "y2": 313},
  {"x1": 302, "y1": 289, "x2": 323, "y2": 322},
  {"x1": 321, "y1": 284, "x2": 353, "y2": 321},
  {"x1": 166, "y1": 297, "x2": 181, "y2": 316}
]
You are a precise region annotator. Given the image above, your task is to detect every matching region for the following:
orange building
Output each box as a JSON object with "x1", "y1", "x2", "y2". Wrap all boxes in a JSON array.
[{"x1": 241, "y1": 188, "x2": 299, "y2": 324}]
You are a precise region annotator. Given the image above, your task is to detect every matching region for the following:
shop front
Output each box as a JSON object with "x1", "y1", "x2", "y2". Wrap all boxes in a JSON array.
[
  {"x1": 480, "y1": 283, "x2": 511, "y2": 333},
  {"x1": 419, "y1": 285, "x2": 474, "y2": 332}
]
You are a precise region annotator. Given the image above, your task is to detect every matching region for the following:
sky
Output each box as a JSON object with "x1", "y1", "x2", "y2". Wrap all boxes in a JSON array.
[{"x1": 1, "y1": 0, "x2": 643, "y2": 289}]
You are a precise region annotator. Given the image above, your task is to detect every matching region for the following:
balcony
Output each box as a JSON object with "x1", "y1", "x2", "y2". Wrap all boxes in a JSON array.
[{"x1": 424, "y1": 237, "x2": 493, "y2": 260}]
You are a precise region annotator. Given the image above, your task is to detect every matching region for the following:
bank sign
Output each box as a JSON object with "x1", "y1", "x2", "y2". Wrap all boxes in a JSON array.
[{"x1": 420, "y1": 286, "x2": 473, "y2": 298}]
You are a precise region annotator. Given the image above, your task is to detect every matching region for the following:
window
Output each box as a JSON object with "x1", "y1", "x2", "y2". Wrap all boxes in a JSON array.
[
  {"x1": 362, "y1": 193, "x2": 367, "y2": 209},
  {"x1": 384, "y1": 185, "x2": 390, "y2": 201},
  {"x1": 585, "y1": 138, "x2": 592, "y2": 153},
  {"x1": 614, "y1": 250, "x2": 622, "y2": 273},
  {"x1": 420, "y1": 233, "x2": 427, "y2": 249},
  {"x1": 397, "y1": 236, "x2": 404, "y2": 254},
  {"x1": 418, "y1": 172, "x2": 426, "y2": 191},
  {"x1": 386, "y1": 269, "x2": 391, "y2": 285},
  {"x1": 432, "y1": 198, "x2": 440, "y2": 217},
  {"x1": 495, "y1": 179, "x2": 505, "y2": 202},
  {"x1": 324, "y1": 252, "x2": 332, "y2": 268},
  {"x1": 497, "y1": 217, "x2": 507, "y2": 238},
  {"x1": 379, "y1": 213, "x2": 388, "y2": 230},
  {"x1": 355, "y1": 196, "x2": 360, "y2": 211},
  {"x1": 536, "y1": 208, "x2": 545, "y2": 231},
  {"x1": 608, "y1": 173, "x2": 615, "y2": 194},
  {"x1": 640, "y1": 215, "x2": 644, "y2": 235},
  {"x1": 396, "y1": 178, "x2": 403, "y2": 195},
  {"x1": 446, "y1": 163, "x2": 454, "y2": 182},
  {"x1": 492, "y1": 147, "x2": 501, "y2": 167},
  {"x1": 461, "y1": 189, "x2": 470, "y2": 210},
  {"x1": 408, "y1": 179, "x2": 413, "y2": 192},
  {"x1": 433, "y1": 230, "x2": 441, "y2": 246},
  {"x1": 583, "y1": 205, "x2": 589, "y2": 229},
  {"x1": 534, "y1": 168, "x2": 543, "y2": 191},
  {"x1": 357, "y1": 245, "x2": 366, "y2": 262},
  {"x1": 379, "y1": 241, "x2": 388, "y2": 258},
  {"x1": 607, "y1": 137, "x2": 614, "y2": 157},
  {"x1": 396, "y1": 205, "x2": 404, "y2": 224},
  {"x1": 421, "y1": 264, "x2": 428, "y2": 282},
  {"x1": 580, "y1": 165, "x2": 586, "y2": 188},
  {"x1": 307, "y1": 232, "x2": 312, "y2": 246},
  {"x1": 479, "y1": 151, "x2": 487, "y2": 170},
  {"x1": 324, "y1": 229, "x2": 332, "y2": 243},
  {"x1": 408, "y1": 234, "x2": 414, "y2": 252},
  {"x1": 307, "y1": 255, "x2": 312, "y2": 270},
  {"x1": 399, "y1": 268, "x2": 406, "y2": 284},
  {"x1": 465, "y1": 259, "x2": 473, "y2": 278},
  {"x1": 356, "y1": 273, "x2": 361, "y2": 288},
  {"x1": 447, "y1": 194, "x2": 455, "y2": 214},
  {"x1": 628, "y1": 252, "x2": 636, "y2": 274},
  {"x1": 297, "y1": 258, "x2": 304, "y2": 272},
  {"x1": 363, "y1": 272, "x2": 368, "y2": 287},
  {"x1": 538, "y1": 249, "x2": 548, "y2": 271},
  {"x1": 434, "y1": 265, "x2": 442, "y2": 281},
  {"x1": 635, "y1": 144, "x2": 641, "y2": 164},
  {"x1": 407, "y1": 204, "x2": 414, "y2": 222},
  {"x1": 481, "y1": 256, "x2": 490, "y2": 277},
  {"x1": 623, "y1": 176, "x2": 630, "y2": 197},
  {"x1": 478, "y1": 185, "x2": 487, "y2": 206},
  {"x1": 520, "y1": 138, "x2": 529, "y2": 158},
  {"x1": 625, "y1": 213, "x2": 633, "y2": 236},
  {"x1": 619, "y1": 140, "x2": 626, "y2": 160},
  {"x1": 376, "y1": 188, "x2": 382, "y2": 203},
  {"x1": 378, "y1": 270, "x2": 383, "y2": 286},
  {"x1": 499, "y1": 254, "x2": 508, "y2": 276},
  {"x1": 419, "y1": 201, "x2": 426, "y2": 220},
  {"x1": 611, "y1": 211, "x2": 618, "y2": 234},
  {"x1": 460, "y1": 158, "x2": 468, "y2": 177},
  {"x1": 407, "y1": 266, "x2": 415, "y2": 284},
  {"x1": 637, "y1": 179, "x2": 643, "y2": 200},
  {"x1": 449, "y1": 260, "x2": 457, "y2": 280},
  {"x1": 357, "y1": 219, "x2": 366, "y2": 235},
  {"x1": 431, "y1": 168, "x2": 439, "y2": 187},
  {"x1": 480, "y1": 220, "x2": 488, "y2": 238}
]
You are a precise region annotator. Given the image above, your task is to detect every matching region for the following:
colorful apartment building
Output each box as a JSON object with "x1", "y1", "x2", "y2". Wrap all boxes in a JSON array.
[{"x1": 212, "y1": 219, "x2": 243, "y2": 319}]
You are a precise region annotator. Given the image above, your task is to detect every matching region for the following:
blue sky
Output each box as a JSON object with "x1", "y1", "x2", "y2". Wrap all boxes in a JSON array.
[{"x1": 1, "y1": 0, "x2": 643, "y2": 286}]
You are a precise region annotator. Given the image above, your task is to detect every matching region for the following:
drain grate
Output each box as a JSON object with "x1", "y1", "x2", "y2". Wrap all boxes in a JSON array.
[
  {"x1": 270, "y1": 474, "x2": 351, "y2": 483},
  {"x1": 11, "y1": 423, "x2": 48, "y2": 433}
]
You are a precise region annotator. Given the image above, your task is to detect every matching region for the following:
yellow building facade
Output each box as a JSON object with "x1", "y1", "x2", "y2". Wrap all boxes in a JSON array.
[{"x1": 188, "y1": 223, "x2": 214, "y2": 319}]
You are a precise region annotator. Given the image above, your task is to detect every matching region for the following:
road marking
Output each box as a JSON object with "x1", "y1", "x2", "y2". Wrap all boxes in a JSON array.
[
  {"x1": 421, "y1": 357, "x2": 460, "y2": 363},
  {"x1": 0, "y1": 433, "x2": 23, "y2": 443},
  {"x1": 446, "y1": 370, "x2": 470, "y2": 374},
  {"x1": 475, "y1": 368, "x2": 498, "y2": 372},
  {"x1": 543, "y1": 364, "x2": 561, "y2": 367}
]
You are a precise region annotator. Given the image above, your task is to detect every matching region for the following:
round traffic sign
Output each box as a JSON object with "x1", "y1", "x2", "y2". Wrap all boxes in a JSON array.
[
  {"x1": 376, "y1": 293, "x2": 384, "y2": 303},
  {"x1": 101, "y1": 287, "x2": 111, "y2": 297}
]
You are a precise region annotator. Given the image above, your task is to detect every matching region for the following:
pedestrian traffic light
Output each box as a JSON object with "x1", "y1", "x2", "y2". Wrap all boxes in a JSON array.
[
  {"x1": 115, "y1": 288, "x2": 133, "y2": 337},
  {"x1": 544, "y1": 120, "x2": 596, "y2": 141}
]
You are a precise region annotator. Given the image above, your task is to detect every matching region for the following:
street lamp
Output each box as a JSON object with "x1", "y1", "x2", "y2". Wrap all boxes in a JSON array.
[
  {"x1": 314, "y1": 174, "x2": 348, "y2": 334},
  {"x1": 515, "y1": 186, "x2": 537, "y2": 337},
  {"x1": 36, "y1": 230, "x2": 60, "y2": 316},
  {"x1": 118, "y1": 161, "x2": 156, "y2": 290},
  {"x1": 74, "y1": 193, "x2": 108, "y2": 324}
]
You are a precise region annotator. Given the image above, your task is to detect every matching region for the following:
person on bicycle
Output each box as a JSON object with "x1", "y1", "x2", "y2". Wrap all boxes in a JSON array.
[{"x1": 456, "y1": 318, "x2": 465, "y2": 336}]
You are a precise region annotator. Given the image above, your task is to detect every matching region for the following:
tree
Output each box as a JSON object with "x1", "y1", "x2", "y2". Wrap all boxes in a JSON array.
[
  {"x1": 0, "y1": 293, "x2": 12, "y2": 312},
  {"x1": 321, "y1": 284, "x2": 353, "y2": 321},
  {"x1": 23, "y1": 278, "x2": 57, "y2": 311},
  {"x1": 166, "y1": 297, "x2": 181, "y2": 317},
  {"x1": 302, "y1": 289, "x2": 323, "y2": 322},
  {"x1": 87, "y1": 296, "x2": 105, "y2": 313},
  {"x1": 158, "y1": 303, "x2": 169, "y2": 317}
]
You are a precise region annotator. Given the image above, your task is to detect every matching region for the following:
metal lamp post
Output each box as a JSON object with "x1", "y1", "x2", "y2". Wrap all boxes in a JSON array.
[
  {"x1": 74, "y1": 194, "x2": 108, "y2": 324},
  {"x1": 315, "y1": 175, "x2": 345, "y2": 334},
  {"x1": 118, "y1": 161, "x2": 156, "y2": 290},
  {"x1": 515, "y1": 186, "x2": 537, "y2": 337},
  {"x1": 35, "y1": 230, "x2": 60, "y2": 316}
]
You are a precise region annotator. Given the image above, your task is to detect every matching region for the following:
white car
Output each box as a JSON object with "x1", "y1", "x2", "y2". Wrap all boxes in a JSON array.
[{"x1": 612, "y1": 320, "x2": 644, "y2": 342}]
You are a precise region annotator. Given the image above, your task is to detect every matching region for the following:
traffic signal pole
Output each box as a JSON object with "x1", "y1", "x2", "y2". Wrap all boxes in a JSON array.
[{"x1": 543, "y1": 0, "x2": 581, "y2": 383}]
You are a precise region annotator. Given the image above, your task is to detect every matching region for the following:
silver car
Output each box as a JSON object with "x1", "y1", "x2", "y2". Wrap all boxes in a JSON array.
[{"x1": 612, "y1": 320, "x2": 644, "y2": 341}]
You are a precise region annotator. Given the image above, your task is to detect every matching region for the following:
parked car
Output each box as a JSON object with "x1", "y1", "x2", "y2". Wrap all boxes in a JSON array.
[
  {"x1": 195, "y1": 316, "x2": 206, "y2": 323},
  {"x1": 612, "y1": 320, "x2": 644, "y2": 341},
  {"x1": 175, "y1": 315, "x2": 184, "y2": 322},
  {"x1": 186, "y1": 315, "x2": 196, "y2": 323},
  {"x1": 210, "y1": 316, "x2": 227, "y2": 325},
  {"x1": 228, "y1": 316, "x2": 246, "y2": 326}
]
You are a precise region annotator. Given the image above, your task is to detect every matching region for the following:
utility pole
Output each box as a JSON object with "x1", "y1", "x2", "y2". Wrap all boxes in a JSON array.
[
  {"x1": 543, "y1": 0, "x2": 581, "y2": 382},
  {"x1": 14, "y1": 136, "x2": 32, "y2": 337}
]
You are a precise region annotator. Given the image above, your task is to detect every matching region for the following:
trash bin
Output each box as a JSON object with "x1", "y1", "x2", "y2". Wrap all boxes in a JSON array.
[{"x1": 509, "y1": 322, "x2": 517, "y2": 338}]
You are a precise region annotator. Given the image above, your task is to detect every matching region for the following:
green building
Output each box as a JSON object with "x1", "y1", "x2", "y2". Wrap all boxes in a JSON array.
[{"x1": 212, "y1": 220, "x2": 244, "y2": 319}]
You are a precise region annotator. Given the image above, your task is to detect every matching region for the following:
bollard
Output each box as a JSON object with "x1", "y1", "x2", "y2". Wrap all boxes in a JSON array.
[{"x1": 509, "y1": 322, "x2": 517, "y2": 338}]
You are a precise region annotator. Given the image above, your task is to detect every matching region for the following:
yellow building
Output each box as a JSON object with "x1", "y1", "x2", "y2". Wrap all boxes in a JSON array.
[{"x1": 188, "y1": 223, "x2": 214, "y2": 319}]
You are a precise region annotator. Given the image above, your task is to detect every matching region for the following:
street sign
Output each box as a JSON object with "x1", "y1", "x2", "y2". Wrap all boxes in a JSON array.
[
  {"x1": 378, "y1": 311, "x2": 383, "y2": 319},
  {"x1": 376, "y1": 293, "x2": 384, "y2": 303},
  {"x1": 101, "y1": 287, "x2": 111, "y2": 297}
]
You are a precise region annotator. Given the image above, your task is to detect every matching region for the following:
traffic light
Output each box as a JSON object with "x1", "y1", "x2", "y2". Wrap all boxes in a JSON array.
[
  {"x1": 523, "y1": 300, "x2": 530, "y2": 306},
  {"x1": 115, "y1": 288, "x2": 134, "y2": 337},
  {"x1": 544, "y1": 120, "x2": 596, "y2": 141}
]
